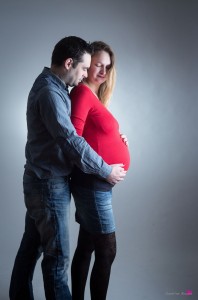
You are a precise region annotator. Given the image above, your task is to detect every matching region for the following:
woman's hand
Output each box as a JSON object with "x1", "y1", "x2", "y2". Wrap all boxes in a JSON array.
[{"x1": 120, "y1": 133, "x2": 129, "y2": 146}]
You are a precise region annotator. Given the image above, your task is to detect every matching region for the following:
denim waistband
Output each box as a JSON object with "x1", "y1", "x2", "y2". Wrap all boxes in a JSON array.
[
  {"x1": 71, "y1": 167, "x2": 113, "y2": 191},
  {"x1": 24, "y1": 169, "x2": 69, "y2": 182},
  {"x1": 24, "y1": 169, "x2": 38, "y2": 178}
]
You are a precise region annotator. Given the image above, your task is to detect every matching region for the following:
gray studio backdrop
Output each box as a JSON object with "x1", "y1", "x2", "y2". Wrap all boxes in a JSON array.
[{"x1": 0, "y1": 0, "x2": 197, "y2": 299}]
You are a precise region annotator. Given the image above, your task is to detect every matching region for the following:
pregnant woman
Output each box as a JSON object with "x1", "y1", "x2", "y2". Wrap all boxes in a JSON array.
[{"x1": 70, "y1": 41, "x2": 130, "y2": 300}]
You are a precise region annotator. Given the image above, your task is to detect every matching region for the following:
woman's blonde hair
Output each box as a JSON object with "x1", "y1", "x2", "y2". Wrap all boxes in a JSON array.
[{"x1": 90, "y1": 41, "x2": 116, "y2": 107}]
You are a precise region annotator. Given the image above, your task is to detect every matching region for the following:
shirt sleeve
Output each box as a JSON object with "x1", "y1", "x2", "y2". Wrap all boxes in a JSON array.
[
  {"x1": 70, "y1": 85, "x2": 92, "y2": 136},
  {"x1": 36, "y1": 86, "x2": 112, "y2": 179}
]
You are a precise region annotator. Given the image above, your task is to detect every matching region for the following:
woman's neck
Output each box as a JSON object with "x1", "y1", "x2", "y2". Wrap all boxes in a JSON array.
[{"x1": 83, "y1": 80, "x2": 99, "y2": 96}]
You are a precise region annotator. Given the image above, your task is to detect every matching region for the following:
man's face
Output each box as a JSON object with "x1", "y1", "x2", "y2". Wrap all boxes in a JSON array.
[{"x1": 67, "y1": 53, "x2": 91, "y2": 87}]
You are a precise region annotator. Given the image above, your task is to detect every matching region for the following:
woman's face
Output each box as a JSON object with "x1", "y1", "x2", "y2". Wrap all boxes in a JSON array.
[{"x1": 87, "y1": 50, "x2": 111, "y2": 86}]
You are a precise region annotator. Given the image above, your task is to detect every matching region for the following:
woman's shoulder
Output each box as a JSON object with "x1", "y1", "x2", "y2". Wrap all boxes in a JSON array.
[
  {"x1": 70, "y1": 83, "x2": 90, "y2": 96},
  {"x1": 70, "y1": 84, "x2": 97, "y2": 107}
]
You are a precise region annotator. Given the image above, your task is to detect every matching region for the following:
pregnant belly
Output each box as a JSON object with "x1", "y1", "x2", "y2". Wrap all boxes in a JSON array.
[{"x1": 98, "y1": 138, "x2": 131, "y2": 171}]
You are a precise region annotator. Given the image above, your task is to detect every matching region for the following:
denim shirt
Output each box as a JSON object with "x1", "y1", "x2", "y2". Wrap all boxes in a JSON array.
[{"x1": 24, "y1": 67, "x2": 111, "y2": 179}]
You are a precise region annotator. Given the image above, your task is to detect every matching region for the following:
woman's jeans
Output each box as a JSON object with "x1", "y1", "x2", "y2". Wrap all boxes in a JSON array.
[{"x1": 9, "y1": 173, "x2": 72, "y2": 300}]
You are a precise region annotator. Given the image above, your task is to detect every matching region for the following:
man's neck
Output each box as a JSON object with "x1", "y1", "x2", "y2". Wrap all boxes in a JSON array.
[{"x1": 51, "y1": 65, "x2": 66, "y2": 83}]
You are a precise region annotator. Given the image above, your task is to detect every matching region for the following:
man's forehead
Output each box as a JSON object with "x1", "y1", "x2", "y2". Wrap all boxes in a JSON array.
[{"x1": 81, "y1": 53, "x2": 91, "y2": 65}]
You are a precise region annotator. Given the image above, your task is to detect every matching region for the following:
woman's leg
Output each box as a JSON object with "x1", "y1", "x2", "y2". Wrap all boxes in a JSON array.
[
  {"x1": 71, "y1": 227, "x2": 95, "y2": 300},
  {"x1": 71, "y1": 183, "x2": 116, "y2": 299},
  {"x1": 90, "y1": 232, "x2": 116, "y2": 300}
]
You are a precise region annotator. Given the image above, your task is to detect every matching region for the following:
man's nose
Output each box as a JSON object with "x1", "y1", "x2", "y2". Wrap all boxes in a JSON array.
[{"x1": 83, "y1": 70, "x2": 88, "y2": 78}]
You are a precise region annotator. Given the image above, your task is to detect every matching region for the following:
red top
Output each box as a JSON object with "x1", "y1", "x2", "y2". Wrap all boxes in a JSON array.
[{"x1": 70, "y1": 84, "x2": 130, "y2": 171}]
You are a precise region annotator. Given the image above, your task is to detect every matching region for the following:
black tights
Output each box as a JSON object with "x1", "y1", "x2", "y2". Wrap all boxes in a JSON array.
[{"x1": 71, "y1": 227, "x2": 116, "y2": 300}]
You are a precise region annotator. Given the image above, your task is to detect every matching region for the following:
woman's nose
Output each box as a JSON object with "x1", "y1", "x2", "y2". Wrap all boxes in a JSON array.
[{"x1": 100, "y1": 66, "x2": 106, "y2": 75}]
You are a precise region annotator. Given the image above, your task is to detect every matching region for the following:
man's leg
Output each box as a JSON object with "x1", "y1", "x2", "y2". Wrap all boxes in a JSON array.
[
  {"x1": 9, "y1": 212, "x2": 42, "y2": 300},
  {"x1": 10, "y1": 174, "x2": 72, "y2": 300},
  {"x1": 38, "y1": 177, "x2": 72, "y2": 300}
]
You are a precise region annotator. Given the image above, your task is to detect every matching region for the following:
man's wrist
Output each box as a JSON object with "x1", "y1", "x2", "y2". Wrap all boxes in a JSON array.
[{"x1": 99, "y1": 163, "x2": 112, "y2": 179}]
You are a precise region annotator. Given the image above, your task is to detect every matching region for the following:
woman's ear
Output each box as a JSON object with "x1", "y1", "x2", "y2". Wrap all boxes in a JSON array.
[{"x1": 64, "y1": 58, "x2": 73, "y2": 70}]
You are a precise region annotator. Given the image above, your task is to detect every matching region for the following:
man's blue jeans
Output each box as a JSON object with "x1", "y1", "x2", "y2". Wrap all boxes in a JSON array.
[{"x1": 9, "y1": 173, "x2": 72, "y2": 300}]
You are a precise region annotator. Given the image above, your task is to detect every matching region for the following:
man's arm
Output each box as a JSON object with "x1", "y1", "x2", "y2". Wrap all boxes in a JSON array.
[{"x1": 38, "y1": 88, "x2": 125, "y2": 182}]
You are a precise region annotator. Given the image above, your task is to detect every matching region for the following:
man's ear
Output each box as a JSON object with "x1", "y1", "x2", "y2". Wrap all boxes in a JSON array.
[{"x1": 64, "y1": 58, "x2": 73, "y2": 70}]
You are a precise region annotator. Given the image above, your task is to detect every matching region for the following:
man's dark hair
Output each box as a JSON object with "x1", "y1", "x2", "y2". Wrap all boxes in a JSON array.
[{"x1": 51, "y1": 36, "x2": 92, "y2": 68}]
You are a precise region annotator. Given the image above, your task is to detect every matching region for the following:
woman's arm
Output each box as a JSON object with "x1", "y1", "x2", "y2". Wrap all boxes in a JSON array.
[{"x1": 70, "y1": 85, "x2": 92, "y2": 136}]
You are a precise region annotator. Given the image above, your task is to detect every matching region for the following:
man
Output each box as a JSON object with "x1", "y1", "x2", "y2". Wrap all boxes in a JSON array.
[{"x1": 9, "y1": 36, "x2": 126, "y2": 300}]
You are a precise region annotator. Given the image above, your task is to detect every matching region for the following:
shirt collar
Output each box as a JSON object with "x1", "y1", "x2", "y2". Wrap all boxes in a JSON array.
[{"x1": 42, "y1": 67, "x2": 69, "y2": 93}]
